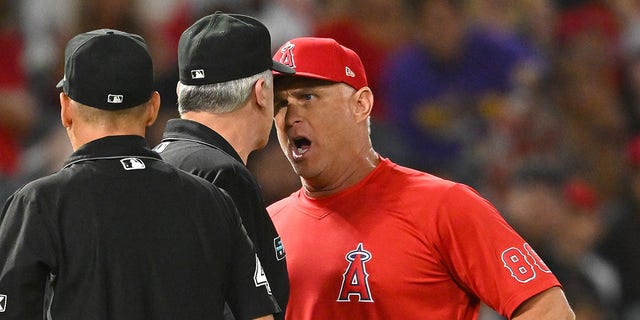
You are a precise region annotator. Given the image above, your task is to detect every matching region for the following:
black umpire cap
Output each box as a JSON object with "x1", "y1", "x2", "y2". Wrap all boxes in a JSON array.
[
  {"x1": 56, "y1": 29, "x2": 154, "y2": 110},
  {"x1": 177, "y1": 12, "x2": 295, "y2": 86}
]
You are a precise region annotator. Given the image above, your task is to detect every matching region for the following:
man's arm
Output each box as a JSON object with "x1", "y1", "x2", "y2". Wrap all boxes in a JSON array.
[
  {"x1": 0, "y1": 192, "x2": 56, "y2": 319},
  {"x1": 253, "y1": 315, "x2": 274, "y2": 320},
  {"x1": 511, "y1": 287, "x2": 575, "y2": 320}
]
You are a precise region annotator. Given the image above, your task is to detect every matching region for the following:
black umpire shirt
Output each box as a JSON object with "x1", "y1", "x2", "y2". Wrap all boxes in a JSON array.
[
  {"x1": 0, "y1": 135, "x2": 279, "y2": 320},
  {"x1": 155, "y1": 119, "x2": 289, "y2": 320}
]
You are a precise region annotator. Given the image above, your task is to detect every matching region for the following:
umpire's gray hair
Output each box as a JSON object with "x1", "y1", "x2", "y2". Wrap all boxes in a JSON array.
[{"x1": 178, "y1": 70, "x2": 273, "y2": 114}]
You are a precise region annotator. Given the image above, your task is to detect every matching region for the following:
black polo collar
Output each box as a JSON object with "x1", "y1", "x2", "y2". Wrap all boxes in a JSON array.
[
  {"x1": 160, "y1": 119, "x2": 242, "y2": 163},
  {"x1": 63, "y1": 135, "x2": 161, "y2": 168}
]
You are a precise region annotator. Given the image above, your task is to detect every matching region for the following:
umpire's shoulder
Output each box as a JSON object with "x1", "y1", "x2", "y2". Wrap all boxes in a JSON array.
[
  {"x1": 171, "y1": 164, "x2": 222, "y2": 192},
  {"x1": 171, "y1": 165, "x2": 237, "y2": 209}
]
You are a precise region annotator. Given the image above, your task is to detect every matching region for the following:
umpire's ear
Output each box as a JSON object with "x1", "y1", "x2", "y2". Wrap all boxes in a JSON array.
[
  {"x1": 253, "y1": 77, "x2": 270, "y2": 114},
  {"x1": 353, "y1": 86, "x2": 373, "y2": 124},
  {"x1": 60, "y1": 92, "x2": 73, "y2": 129},
  {"x1": 144, "y1": 91, "x2": 161, "y2": 127}
]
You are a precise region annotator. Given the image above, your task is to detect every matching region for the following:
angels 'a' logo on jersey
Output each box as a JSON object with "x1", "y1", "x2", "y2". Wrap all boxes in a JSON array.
[
  {"x1": 337, "y1": 243, "x2": 374, "y2": 303},
  {"x1": 279, "y1": 42, "x2": 296, "y2": 69}
]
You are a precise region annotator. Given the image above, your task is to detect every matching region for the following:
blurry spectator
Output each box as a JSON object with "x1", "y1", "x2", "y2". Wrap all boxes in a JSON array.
[
  {"x1": 503, "y1": 160, "x2": 622, "y2": 319},
  {"x1": 598, "y1": 134, "x2": 640, "y2": 320},
  {"x1": 257, "y1": 0, "x2": 313, "y2": 50},
  {"x1": 381, "y1": 0, "x2": 539, "y2": 185},
  {"x1": 0, "y1": 0, "x2": 37, "y2": 201},
  {"x1": 502, "y1": 159, "x2": 568, "y2": 257},
  {"x1": 616, "y1": 0, "x2": 640, "y2": 132},
  {"x1": 468, "y1": 0, "x2": 522, "y2": 35},
  {"x1": 463, "y1": 0, "x2": 562, "y2": 202},
  {"x1": 551, "y1": 177, "x2": 621, "y2": 319},
  {"x1": 19, "y1": 0, "x2": 76, "y2": 115},
  {"x1": 313, "y1": 0, "x2": 410, "y2": 121},
  {"x1": 551, "y1": 1, "x2": 629, "y2": 206}
]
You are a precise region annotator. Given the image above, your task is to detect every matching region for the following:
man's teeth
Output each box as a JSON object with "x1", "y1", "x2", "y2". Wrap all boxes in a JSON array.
[{"x1": 297, "y1": 147, "x2": 308, "y2": 155}]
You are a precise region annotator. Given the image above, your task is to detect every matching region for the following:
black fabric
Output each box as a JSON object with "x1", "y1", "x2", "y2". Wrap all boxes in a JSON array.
[
  {"x1": 57, "y1": 29, "x2": 153, "y2": 110},
  {"x1": 156, "y1": 119, "x2": 289, "y2": 320},
  {"x1": 0, "y1": 135, "x2": 279, "y2": 319},
  {"x1": 177, "y1": 12, "x2": 293, "y2": 85}
]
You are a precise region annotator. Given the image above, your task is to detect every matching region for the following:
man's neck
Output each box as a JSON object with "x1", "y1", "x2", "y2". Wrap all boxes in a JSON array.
[
  {"x1": 303, "y1": 149, "x2": 380, "y2": 198},
  {"x1": 68, "y1": 125, "x2": 146, "y2": 151},
  {"x1": 181, "y1": 111, "x2": 254, "y2": 164}
]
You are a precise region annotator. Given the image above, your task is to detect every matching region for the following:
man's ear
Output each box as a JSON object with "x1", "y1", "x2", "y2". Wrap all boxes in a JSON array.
[
  {"x1": 253, "y1": 78, "x2": 269, "y2": 111},
  {"x1": 145, "y1": 91, "x2": 161, "y2": 127},
  {"x1": 353, "y1": 87, "x2": 374, "y2": 123},
  {"x1": 60, "y1": 92, "x2": 73, "y2": 128}
]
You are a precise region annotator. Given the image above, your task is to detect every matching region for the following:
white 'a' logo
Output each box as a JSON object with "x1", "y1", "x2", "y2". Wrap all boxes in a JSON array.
[
  {"x1": 337, "y1": 243, "x2": 374, "y2": 302},
  {"x1": 279, "y1": 42, "x2": 296, "y2": 68}
]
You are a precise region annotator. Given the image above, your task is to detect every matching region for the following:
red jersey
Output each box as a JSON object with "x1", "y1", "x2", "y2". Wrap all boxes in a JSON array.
[{"x1": 268, "y1": 158, "x2": 560, "y2": 319}]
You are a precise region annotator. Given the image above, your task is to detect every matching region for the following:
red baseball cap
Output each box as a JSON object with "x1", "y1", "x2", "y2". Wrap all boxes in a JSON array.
[{"x1": 273, "y1": 37, "x2": 368, "y2": 90}]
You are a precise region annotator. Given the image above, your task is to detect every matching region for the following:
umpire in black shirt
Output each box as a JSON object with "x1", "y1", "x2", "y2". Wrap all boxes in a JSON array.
[
  {"x1": 154, "y1": 12, "x2": 293, "y2": 320},
  {"x1": 0, "y1": 29, "x2": 278, "y2": 320}
]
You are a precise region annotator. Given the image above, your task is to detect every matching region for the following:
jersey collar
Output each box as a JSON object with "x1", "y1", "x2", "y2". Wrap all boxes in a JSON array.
[
  {"x1": 160, "y1": 119, "x2": 242, "y2": 163},
  {"x1": 64, "y1": 135, "x2": 161, "y2": 168}
]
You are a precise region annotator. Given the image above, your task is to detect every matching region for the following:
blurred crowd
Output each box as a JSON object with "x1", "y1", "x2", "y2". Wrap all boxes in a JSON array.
[{"x1": 1, "y1": 0, "x2": 639, "y2": 319}]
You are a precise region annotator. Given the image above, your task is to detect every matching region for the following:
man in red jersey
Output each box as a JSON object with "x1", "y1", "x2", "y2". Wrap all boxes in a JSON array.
[{"x1": 267, "y1": 37, "x2": 575, "y2": 320}]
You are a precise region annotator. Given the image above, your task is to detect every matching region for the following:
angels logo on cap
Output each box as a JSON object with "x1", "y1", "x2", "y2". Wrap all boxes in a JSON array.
[
  {"x1": 272, "y1": 37, "x2": 368, "y2": 90},
  {"x1": 279, "y1": 42, "x2": 296, "y2": 69}
]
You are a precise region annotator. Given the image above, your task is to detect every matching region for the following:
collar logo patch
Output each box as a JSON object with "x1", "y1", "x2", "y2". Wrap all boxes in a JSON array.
[
  {"x1": 0, "y1": 294, "x2": 7, "y2": 312},
  {"x1": 274, "y1": 236, "x2": 286, "y2": 261},
  {"x1": 153, "y1": 141, "x2": 170, "y2": 153},
  {"x1": 120, "y1": 158, "x2": 146, "y2": 170}
]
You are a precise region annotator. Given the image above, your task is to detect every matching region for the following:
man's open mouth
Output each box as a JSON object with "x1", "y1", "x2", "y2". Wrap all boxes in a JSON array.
[{"x1": 292, "y1": 137, "x2": 311, "y2": 158}]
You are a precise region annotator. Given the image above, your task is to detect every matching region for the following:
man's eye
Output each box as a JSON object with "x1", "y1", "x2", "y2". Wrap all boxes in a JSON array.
[{"x1": 303, "y1": 94, "x2": 313, "y2": 101}]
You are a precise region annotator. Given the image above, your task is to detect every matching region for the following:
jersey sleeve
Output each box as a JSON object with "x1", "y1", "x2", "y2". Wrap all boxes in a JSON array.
[
  {"x1": 434, "y1": 184, "x2": 561, "y2": 318},
  {"x1": 0, "y1": 190, "x2": 57, "y2": 319},
  {"x1": 214, "y1": 165, "x2": 289, "y2": 319},
  {"x1": 219, "y1": 191, "x2": 281, "y2": 319}
]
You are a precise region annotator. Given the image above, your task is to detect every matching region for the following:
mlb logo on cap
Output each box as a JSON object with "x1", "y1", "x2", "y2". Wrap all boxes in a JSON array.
[
  {"x1": 108, "y1": 94, "x2": 123, "y2": 104},
  {"x1": 177, "y1": 12, "x2": 294, "y2": 86},
  {"x1": 56, "y1": 29, "x2": 154, "y2": 110},
  {"x1": 191, "y1": 69, "x2": 205, "y2": 79}
]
